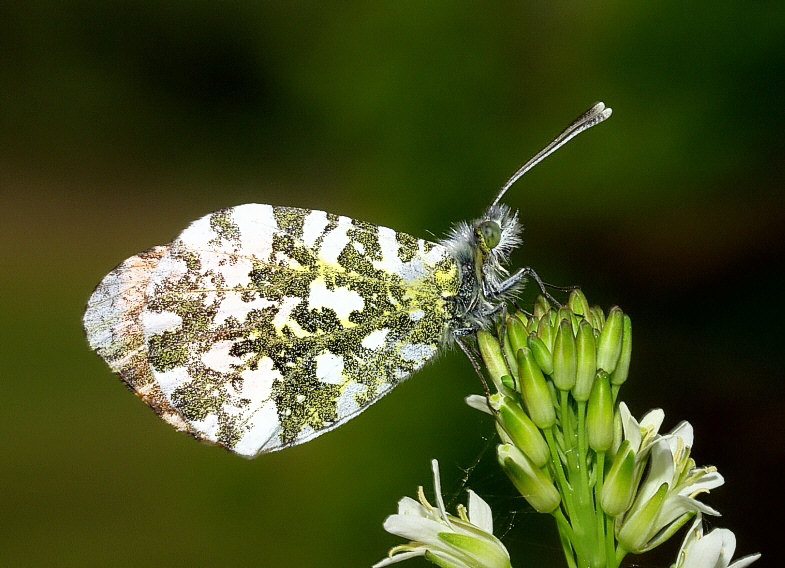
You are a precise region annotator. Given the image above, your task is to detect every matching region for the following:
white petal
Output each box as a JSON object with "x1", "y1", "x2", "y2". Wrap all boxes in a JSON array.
[
  {"x1": 651, "y1": 438, "x2": 677, "y2": 480},
  {"x1": 466, "y1": 489, "x2": 494, "y2": 534},
  {"x1": 668, "y1": 420, "x2": 694, "y2": 447},
  {"x1": 383, "y1": 514, "x2": 446, "y2": 547},
  {"x1": 684, "y1": 497, "x2": 721, "y2": 517},
  {"x1": 465, "y1": 394, "x2": 493, "y2": 415},
  {"x1": 658, "y1": 496, "x2": 717, "y2": 531},
  {"x1": 729, "y1": 554, "x2": 761, "y2": 568},
  {"x1": 639, "y1": 407, "x2": 665, "y2": 433},
  {"x1": 684, "y1": 528, "x2": 731, "y2": 568},
  {"x1": 714, "y1": 529, "x2": 739, "y2": 566},
  {"x1": 634, "y1": 439, "x2": 675, "y2": 506},
  {"x1": 681, "y1": 471, "x2": 725, "y2": 495},
  {"x1": 431, "y1": 459, "x2": 452, "y2": 526},
  {"x1": 397, "y1": 496, "x2": 429, "y2": 517},
  {"x1": 676, "y1": 515, "x2": 705, "y2": 566},
  {"x1": 619, "y1": 403, "x2": 642, "y2": 451},
  {"x1": 372, "y1": 550, "x2": 424, "y2": 567}
]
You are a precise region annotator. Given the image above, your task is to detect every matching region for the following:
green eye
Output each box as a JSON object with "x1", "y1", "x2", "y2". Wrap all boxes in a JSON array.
[{"x1": 478, "y1": 220, "x2": 502, "y2": 249}]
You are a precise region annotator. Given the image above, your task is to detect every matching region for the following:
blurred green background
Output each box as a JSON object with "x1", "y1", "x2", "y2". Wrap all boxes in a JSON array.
[{"x1": 2, "y1": 2, "x2": 783, "y2": 566}]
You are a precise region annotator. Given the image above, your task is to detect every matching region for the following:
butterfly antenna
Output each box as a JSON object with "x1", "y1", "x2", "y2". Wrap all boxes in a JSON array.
[{"x1": 491, "y1": 102, "x2": 613, "y2": 207}]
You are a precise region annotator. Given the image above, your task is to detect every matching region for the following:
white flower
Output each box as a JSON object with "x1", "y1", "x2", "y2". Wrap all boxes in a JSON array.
[
  {"x1": 374, "y1": 459, "x2": 512, "y2": 568},
  {"x1": 617, "y1": 409, "x2": 724, "y2": 553},
  {"x1": 674, "y1": 515, "x2": 760, "y2": 568}
]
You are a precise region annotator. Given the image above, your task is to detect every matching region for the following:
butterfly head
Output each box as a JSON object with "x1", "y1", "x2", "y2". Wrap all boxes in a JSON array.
[{"x1": 474, "y1": 204, "x2": 522, "y2": 263}]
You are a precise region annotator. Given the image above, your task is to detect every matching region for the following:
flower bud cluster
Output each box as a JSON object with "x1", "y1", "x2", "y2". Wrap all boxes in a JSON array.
[
  {"x1": 473, "y1": 293, "x2": 629, "y2": 546},
  {"x1": 468, "y1": 291, "x2": 737, "y2": 568},
  {"x1": 377, "y1": 289, "x2": 757, "y2": 568}
]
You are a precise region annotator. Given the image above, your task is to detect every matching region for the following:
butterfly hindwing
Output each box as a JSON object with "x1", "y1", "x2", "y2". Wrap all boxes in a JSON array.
[{"x1": 83, "y1": 246, "x2": 194, "y2": 435}]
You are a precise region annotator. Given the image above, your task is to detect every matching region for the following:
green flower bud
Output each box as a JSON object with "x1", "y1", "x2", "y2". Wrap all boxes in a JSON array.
[
  {"x1": 436, "y1": 533, "x2": 512, "y2": 568},
  {"x1": 534, "y1": 295, "x2": 551, "y2": 320},
  {"x1": 501, "y1": 332, "x2": 518, "y2": 380},
  {"x1": 552, "y1": 320, "x2": 577, "y2": 391},
  {"x1": 590, "y1": 305, "x2": 605, "y2": 330},
  {"x1": 601, "y1": 441, "x2": 636, "y2": 516},
  {"x1": 423, "y1": 549, "x2": 461, "y2": 568},
  {"x1": 489, "y1": 393, "x2": 549, "y2": 467},
  {"x1": 497, "y1": 443, "x2": 560, "y2": 513},
  {"x1": 527, "y1": 334, "x2": 553, "y2": 375},
  {"x1": 572, "y1": 320, "x2": 597, "y2": 402},
  {"x1": 597, "y1": 307, "x2": 624, "y2": 373},
  {"x1": 477, "y1": 331, "x2": 511, "y2": 393},
  {"x1": 537, "y1": 313, "x2": 555, "y2": 351},
  {"x1": 610, "y1": 315, "x2": 632, "y2": 386},
  {"x1": 506, "y1": 316, "x2": 528, "y2": 355},
  {"x1": 517, "y1": 348, "x2": 556, "y2": 429},
  {"x1": 500, "y1": 375, "x2": 516, "y2": 391},
  {"x1": 609, "y1": 406, "x2": 624, "y2": 459},
  {"x1": 512, "y1": 311, "x2": 530, "y2": 331},
  {"x1": 495, "y1": 422, "x2": 513, "y2": 446},
  {"x1": 568, "y1": 289, "x2": 591, "y2": 318},
  {"x1": 617, "y1": 483, "x2": 668, "y2": 553},
  {"x1": 588, "y1": 370, "x2": 614, "y2": 452},
  {"x1": 556, "y1": 307, "x2": 579, "y2": 335}
]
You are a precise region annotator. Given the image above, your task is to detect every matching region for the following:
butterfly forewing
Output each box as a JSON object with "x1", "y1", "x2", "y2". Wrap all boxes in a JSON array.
[{"x1": 132, "y1": 204, "x2": 460, "y2": 456}]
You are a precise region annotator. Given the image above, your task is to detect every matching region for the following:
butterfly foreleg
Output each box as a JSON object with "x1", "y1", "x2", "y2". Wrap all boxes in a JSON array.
[{"x1": 493, "y1": 266, "x2": 561, "y2": 306}]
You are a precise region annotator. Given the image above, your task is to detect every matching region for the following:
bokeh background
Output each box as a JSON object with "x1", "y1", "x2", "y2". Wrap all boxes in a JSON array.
[{"x1": 2, "y1": 3, "x2": 783, "y2": 566}]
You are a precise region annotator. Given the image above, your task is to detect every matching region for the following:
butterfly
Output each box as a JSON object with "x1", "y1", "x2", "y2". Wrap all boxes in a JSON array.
[{"x1": 83, "y1": 102, "x2": 611, "y2": 457}]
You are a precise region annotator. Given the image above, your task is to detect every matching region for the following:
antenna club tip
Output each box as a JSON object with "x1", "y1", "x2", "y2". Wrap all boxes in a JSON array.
[
  {"x1": 490, "y1": 102, "x2": 614, "y2": 207},
  {"x1": 592, "y1": 101, "x2": 613, "y2": 120}
]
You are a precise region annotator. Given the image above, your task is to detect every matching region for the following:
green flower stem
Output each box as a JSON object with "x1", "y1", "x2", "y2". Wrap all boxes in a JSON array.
[
  {"x1": 559, "y1": 391, "x2": 576, "y2": 460},
  {"x1": 553, "y1": 509, "x2": 578, "y2": 568},
  {"x1": 610, "y1": 384, "x2": 621, "y2": 405},
  {"x1": 547, "y1": 425, "x2": 597, "y2": 568},
  {"x1": 573, "y1": 400, "x2": 603, "y2": 567},
  {"x1": 606, "y1": 516, "x2": 619, "y2": 568},
  {"x1": 577, "y1": 402, "x2": 588, "y2": 475},
  {"x1": 562, "y1": 406, "x2": 596, "y2": 557},
  {"x1": 594, "y1": 452, "x2": 607, "y2": 565},
  {"x1": 544, "y1": 428, "x2": 577, "y2": 521},
  {"x1": 615, "y1": 544, "x2": 628, "y2": 568},
  {"x1": 560, "y1": 392, "x2": 591, "y2": 537}
]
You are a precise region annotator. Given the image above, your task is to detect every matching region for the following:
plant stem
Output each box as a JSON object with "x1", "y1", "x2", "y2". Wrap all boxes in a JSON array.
[
  {"x1": 594, "y1": 452, "x2": 607, "y2": 565},
  {"x1": 553, "y1": 509, "x2": 578, "y2": 568}
]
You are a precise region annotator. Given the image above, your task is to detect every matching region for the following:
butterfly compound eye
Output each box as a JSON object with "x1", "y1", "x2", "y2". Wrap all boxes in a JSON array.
[{"x1": 478, "y1": 220, "x2": 502, "y2": 250}]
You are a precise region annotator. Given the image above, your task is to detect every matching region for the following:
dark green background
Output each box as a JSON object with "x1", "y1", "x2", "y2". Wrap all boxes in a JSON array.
[{"x1": 2, "y1": 3, "x2": 782, "y2": 566}]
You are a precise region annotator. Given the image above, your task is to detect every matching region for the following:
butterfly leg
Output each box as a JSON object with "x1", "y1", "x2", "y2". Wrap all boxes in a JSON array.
[
  {"x1": 455, "y1": 335, "x2": 492, "y2": 400},
  {"x1": 480, "y1": 302, "x2": 507, "y2": 318},
  {"x1": 453, "y1": 326, "x2": 478, "y2": 336},
  {"x1": 494, "y1": 266, "x2": 564, "y2": 307}
]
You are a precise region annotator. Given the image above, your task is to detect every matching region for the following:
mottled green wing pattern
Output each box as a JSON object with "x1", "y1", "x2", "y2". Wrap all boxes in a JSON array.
[{"x1": 126, "y1": 204, "x2": 460, "y2": 456}]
